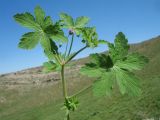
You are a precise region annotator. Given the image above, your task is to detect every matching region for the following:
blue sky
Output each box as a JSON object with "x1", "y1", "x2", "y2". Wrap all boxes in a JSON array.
[{"x1": 0, "y1": 0, "x2": 160, "y2": 74}]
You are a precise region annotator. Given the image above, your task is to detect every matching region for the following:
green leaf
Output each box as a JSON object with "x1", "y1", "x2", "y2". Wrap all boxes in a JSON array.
[
  {"x1": 108, "y1": 32, "x2": 130, "y2": 63},
  {"x1": 98, "y1": 40, "x2": 109, "y2": 45},
  {"x1": 40, "y1": 34, "x2": 52, "y2": 51},
  {"x1": 59, "y1": 13, "x2": 74, "y2": 27},
  {"x1": 49, "y1": 39, "x2": 58, "y2": 54},
  {"x1": 15, "y1": 6, "x2": 64, "y2": 63},
  {"x1": 43, "y1": 61, "x2": 57, "y2": 73},
  {"x1": 93, "y1": 72, "x2": 115, "y2": 96},
  {"x1": 63, "y1": 97, "x2": 79, "y2": 112},
  {"x1": 115, "y1": 53, "x2": 149, "y2": 71},
  {"x1": 80, "y1": 66, "x2": 103, "y2": 78},
  {"x1": 59, "y1": 13, "x2": 90, "y2": 36},
  {"x1": 51, "y1": 32, "x2": 68, "y2": 43},
  {"x1": 112, "y1": 66, "x2": 141, "y2": 96},
  {"x1": 43, "y1": 16, "x2": 53, "y2": 29},
  {"x1": 44, "y1": 23, "x2": 68, "y2": 43},
  {"x1": 40, "y1": 31, "x2": 58, "y2": 53},
  {"x1": 14, "y1": 12, "x2": 40, "y2": 30},
  {"x1": 80, "y1": 53, "x2": 113, "y2": 79},
  {"x1": 81, "y1": 32, "x2": 147, "y2": 97},
  {"x1": 81, "y1": 27, "x2": 99, "y2": 47},
  {"x1": 74, "y1": 28, "x2": 82, "y2": 36},
  {"x1": 34, "y1": 6, "x2": 45, "y2": 26},
  {"x1": 89, "y1": 53, "x2": 113, "y2": 69},
  {"x1": 89, "y1": 53, "x2": 102, "y2": 66},
  {"x1": 43, "y1": 38, "x2": 58, "y2": 60},
  {"x1": 114, "y1": 32, "x2": 129, "y2": 58},
  {"x1": 44, "y1": 50, "x2": 54, "y2": 60},
  {"x1": 75, "y1": 16, "x2": 89, "y2": 28},
  {"x1": 18, "y1": 32, "x2": 40, "y2": 49}
]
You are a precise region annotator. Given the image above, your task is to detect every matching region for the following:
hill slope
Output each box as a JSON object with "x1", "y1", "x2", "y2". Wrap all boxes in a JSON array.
[{"x1": 0, "y1": 36, "x2": 160, "y2": 120}]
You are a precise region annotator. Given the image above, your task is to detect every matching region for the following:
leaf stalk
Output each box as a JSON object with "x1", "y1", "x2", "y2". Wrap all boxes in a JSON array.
[{"x1": 67, "y1": 34, "x2": 74, "y2": 56}]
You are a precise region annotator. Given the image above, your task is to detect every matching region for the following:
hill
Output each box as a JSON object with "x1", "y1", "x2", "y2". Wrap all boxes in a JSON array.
[{"x1": 0, "y1": 36, "x2": 160, "y2": 120}]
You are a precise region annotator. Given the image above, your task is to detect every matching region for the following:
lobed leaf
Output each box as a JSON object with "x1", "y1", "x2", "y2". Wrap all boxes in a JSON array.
[
  {"x1": 81, "y1": 27, "x2": 99, "y2": 47},
  {"x1": 93, "y1": 72, "x2": 115, "y2": 96},
  {"x1": 18, "y1": 32, "x2": 40, "y2": 49},
  {"x1": 75, "y1": 16, "x2": 89, "y2": 28},
  {"x1": 114, "y1": 32, "x2": 129, "y2": 59},
  {"x1": 43, "y1": 61, "x2": 57, "y2": 73},
  {"x1": 44, "y1": 23, "x2": 68, "y2": 43},
  {"x1": 80, "y1": 32, "x2": 148, "y2": 97},
  {"x1": 108, "y1": 32, "x2": 130, "y2": 63},
  {"x1": 80, "y1": 66, "x2": 103, "y2": 78},
  {"x1": 43, "y1": 38, "x2": 58, "y2": 60},
  {"x1": 43, "y1": 16, "x2": 53, "y2": 29},
  {"x1": 14, "y1": 12, "x2": 40, "y2": 30},
  {"x1": 98, "y1": 40, "x2": 109, "y2": 45},
  {"x1": 51, "y1": 32, "x2": 68, "y2": 43},
  {"x1": 112, "y1": 66, "x2": 141, "y2": 96},
  {"x1": 59, "y1": 13, "x2": 74, "y2": 27},
  {"x1": 89, "y1": 53, "x2": 113, "y2": 69},
  {"x1": 34, "y1": 6, "x2": 45, "y2": 26},
  {"x1": 115, "y1": 53, "x2": 149, "y2": 71},
  {"x1": 40, "y1": 34, "x2": 52, "y2": 52}
]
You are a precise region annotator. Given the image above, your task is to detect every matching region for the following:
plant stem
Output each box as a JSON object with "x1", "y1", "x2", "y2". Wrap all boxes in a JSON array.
[
  {"x1": 61, "y1": 65, "x2": 67, "y2": 98},
  {"x1": 67, "y1": 114, "x2": 70, "y2": 120},
  {"x1": 61, "y1": 43, "x2": 87, "y2": 120},
  {"x1": 64, "y1": 34, "x2": 70, "y2": 59},
  {"x1": 54, "y1": 55, "x2": 61, "y2": 65},
  {"x1": 69, "y1": 85, "x2": 92, "y2": 98},
  {"x1": 61, "y1": 65, "x2": 70, "y2": 120},
  {"x1": 65, "y1": 46, "x2": 88, "y2": 64},
  {"x1": 68, "y1": 34, "x2": 74, "y2": 56}
]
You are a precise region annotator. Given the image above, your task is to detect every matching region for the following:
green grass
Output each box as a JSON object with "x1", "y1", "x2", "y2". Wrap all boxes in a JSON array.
[
  {"x1": 0, "y1": 37, "x2": 160, "y2": 120},
  {"x1": 1, "y1": 75, "x2": 160, "y2": 120}
]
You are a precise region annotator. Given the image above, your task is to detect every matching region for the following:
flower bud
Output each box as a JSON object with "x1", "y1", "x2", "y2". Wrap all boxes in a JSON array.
[{"x1": 69, "y1": 29, "x2": 74, "y2": 35}]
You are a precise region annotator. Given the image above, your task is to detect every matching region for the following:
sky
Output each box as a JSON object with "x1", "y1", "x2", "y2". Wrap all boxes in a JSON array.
[{"x1": 0, "y1": 0, "x2": 160, "y2": 74}]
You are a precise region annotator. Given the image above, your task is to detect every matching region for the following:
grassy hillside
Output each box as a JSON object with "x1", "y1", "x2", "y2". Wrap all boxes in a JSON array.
[{"x1": 0, "y1": 36, "x2": 160, "y2": 120}]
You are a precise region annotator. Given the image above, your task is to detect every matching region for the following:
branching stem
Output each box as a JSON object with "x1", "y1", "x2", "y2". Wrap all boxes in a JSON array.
[
  {"x1": 65, "y1": 46, "x2": 88, "y2": 64},
  {"x1": 61, "y1": 35, "x2": 88, "y2": 120}
]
